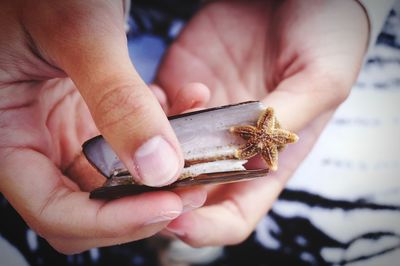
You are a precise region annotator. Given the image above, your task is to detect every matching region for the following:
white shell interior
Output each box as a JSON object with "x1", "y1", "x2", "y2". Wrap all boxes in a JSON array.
[
  {"x1": 84, "y1": 101, "x2": 265, "y2": 178},
  {"x1": 180, "y1": 159, "x2": 248, "y2": 179}
]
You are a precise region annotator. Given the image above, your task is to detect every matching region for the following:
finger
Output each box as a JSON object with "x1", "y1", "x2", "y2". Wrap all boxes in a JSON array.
[
  {"x1": 149, "y1": 84, "x2": 169, "y2": 113},
  {"x1": 65, "y1": 152, "x2": 106, "y2": 192},
  {"x1": 264, "y1": 68, "x2": 353, "y2": 133},
  {"x1": 263, "y1": 46, "x2": 362, "y2": 131},
  {"x1": 263, "y1": 0, "x2": 368, "y2": 133},
  {"x1": 173, "y1": 187, "x2": 208, "y2": 213},
  {"x1": 47, "y1": 220, "x2": 172, "y2": 254},
  {"x1": 22, "y1": 1, "x2": 182, "y2": 186},
  {"x1": 166, "y1": 111, "x2": 333, "y2": 246},
  {"x1": 168, "y1": 83, "x2": 210, "y2": 116},
  {"x1": 0, "y1": 149, "x2": 184, "y2": 254}
]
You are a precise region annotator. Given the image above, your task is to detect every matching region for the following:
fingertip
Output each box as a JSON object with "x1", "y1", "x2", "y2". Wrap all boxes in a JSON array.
[
  {"x1": 132, "y1": 136, "x2": 183, "y2": 187},
  {"x1": 149, "y1": 84, "x2": 169, "y2": 112},
  {"x1": 174, "y1": 187, "x2": 208, "y2": 213},
  {"x1": 165, "y1": 212, "x2": 194, "y2": 239},
  {"x1": 169, "y1": 82, "x2": 211, "y2": 115},
  {"x1": 184, "y1": 82, "x2": 211, "y2": 108}
]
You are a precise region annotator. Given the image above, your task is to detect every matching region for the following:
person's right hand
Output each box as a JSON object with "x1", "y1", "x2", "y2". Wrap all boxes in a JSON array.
[
  {"x1": 155, "y1": 0, "x2": 368, "y2": 247},
  {"x1": 0, "y1": 0, "x2": 206, "y2": 254}
]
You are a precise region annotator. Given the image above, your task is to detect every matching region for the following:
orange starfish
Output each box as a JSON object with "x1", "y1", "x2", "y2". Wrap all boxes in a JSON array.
[{"x1": 230, "y1": 107, "x2": 299, "y2": 171}]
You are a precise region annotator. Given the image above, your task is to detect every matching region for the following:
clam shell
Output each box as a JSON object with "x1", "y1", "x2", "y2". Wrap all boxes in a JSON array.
[
  {"x1": 83, "y1": 101, "x2": 265, "y2": 178},
  {"x1": 90, "y1": 169, "x2": 268, "y2": 199},
  {"x1": 82, "y1": 101, "x2": 268, "y2": 198}
]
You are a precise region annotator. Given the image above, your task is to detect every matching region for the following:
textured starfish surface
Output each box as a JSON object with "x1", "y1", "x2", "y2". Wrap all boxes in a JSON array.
[{"x1": 230, "y1": 107, "x2": 299, "y2": 171}]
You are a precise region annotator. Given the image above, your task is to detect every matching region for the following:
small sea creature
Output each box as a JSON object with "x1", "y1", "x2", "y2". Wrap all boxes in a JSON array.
[{"x1": 230, "y1": 107, "x2": 299, "y2": 171}]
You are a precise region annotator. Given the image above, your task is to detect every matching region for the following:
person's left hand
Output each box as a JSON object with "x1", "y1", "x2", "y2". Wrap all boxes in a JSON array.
[
  {"x1": 0, "y1": 0, "x2": 207, "y2": 253},
  {"x1": 154, "y1": 0, "x2": 369, "y2": 246}
]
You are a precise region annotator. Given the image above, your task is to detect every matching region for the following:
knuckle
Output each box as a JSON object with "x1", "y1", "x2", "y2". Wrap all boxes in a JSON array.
[
  {"x1": 181, "y1": 236, "x2": 208, "y2": 248},
  {"x1": 29, "y1": 220, "x2": 63, "y2": 244},
  {"x1": 30, "y1": 223, "x2": 48, "y2": 239},
  {"x1": 334, "y1": 83, "x2": 351, "y2": 105},
  {"x1": 26, "y1": 2, "x2": 114, "y2": 36},
  {"x1": 94, "y1": 210, "x2": 141, "y2": 239},
  {"x1": 47, "y1": 239, "x2": 76, "y2": 255},
  {"x1": 183, "y1": 200, "x2": 252, "y2": 247},
  {"x1": 28, "y1": 215, "x2": 58, "y2": 241},
  {"x1": 228, "y1": 229, "x2": 252, "y2": 245},
  {"x1": 95, "y1": 226, "x2": 119, "y2": 239},
  {"x1": 325, "y1": 77, "x2": 352, "y2": 107},
  {"x1": 183, "y1": 226, "x2": 250, "y2": 248}
]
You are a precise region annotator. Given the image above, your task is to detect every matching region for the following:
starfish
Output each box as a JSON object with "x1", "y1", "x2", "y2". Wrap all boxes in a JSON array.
[{"x1": 230, "y1": 107, "x2": 299, "y2": 171}]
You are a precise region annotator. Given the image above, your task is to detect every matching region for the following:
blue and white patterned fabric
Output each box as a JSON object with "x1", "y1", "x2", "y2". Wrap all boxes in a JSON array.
[{"x1": 1, "y1": 1, "x2": 399, "y2": 265}]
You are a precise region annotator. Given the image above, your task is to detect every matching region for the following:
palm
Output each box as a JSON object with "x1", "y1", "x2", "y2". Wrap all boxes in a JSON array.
[
  {"x1": 158, "y1": 1, "x2": 271, "y2": 106},
  {"x1": 1, "y1": 79, "x2": 99, "y2": 189},
  {"x1": 2, "y1": 78, "x2": 188, "y2": 252},
  {"x1": 158, "y1": 0, "x2": 366, "y2": 108}
]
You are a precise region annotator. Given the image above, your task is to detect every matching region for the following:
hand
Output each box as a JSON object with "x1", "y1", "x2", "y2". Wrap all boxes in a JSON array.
[
  {"x1": 156, "y1": 0, "x2": 368, "y2": 246},
  {"x1": 0, "y1": 1, "x2": 206, "y2": 253}
]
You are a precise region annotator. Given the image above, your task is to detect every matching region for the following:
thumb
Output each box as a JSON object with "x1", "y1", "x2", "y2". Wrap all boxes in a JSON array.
[{"x1": 23, "y1": 1, "x2": 183, "y2": 186}]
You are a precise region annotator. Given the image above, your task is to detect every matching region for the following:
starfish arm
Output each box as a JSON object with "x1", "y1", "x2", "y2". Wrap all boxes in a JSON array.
[
  {"x1": 271, "y1": 129, "x2": 299, "y2": 145},
  {"x1": 277, "y1": 144, "x2": 286, "y2": 152},
  {"x1": 261, "y1": 145, "x2": 279, "y2": 171},
  {"x1": 275, "y1": 120, "x2": 281, "y2": 129},
  {"x1": 257, "y1": 107, "x2": 275, "y2": 129},
  {"x1": 230, "y1": 125, "x2": 257, "y2": 140},
  {"x1": 236, "y1": 142, "x2": 259, "y2": 160},
  {"x1": 273, "y1": 121, "x2": 287, "y2": 151}
]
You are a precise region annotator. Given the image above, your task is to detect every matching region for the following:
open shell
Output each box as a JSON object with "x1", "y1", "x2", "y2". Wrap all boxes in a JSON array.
[{"x1": 83, "y1": 101, "x2": 269, "y2": 199}]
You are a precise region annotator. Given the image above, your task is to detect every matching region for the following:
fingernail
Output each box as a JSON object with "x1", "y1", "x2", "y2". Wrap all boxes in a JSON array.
[
  {"x1": 182, "y1": 202, "x2": 202, "y2": 213},
  {"x1": 134, "y1": 136, "x2": 180, "y2": 186},
  {"x1": 181, "y1": 191, "x2": 207, "y2": 213},
  {"x1": 166, "y1": 226, "x2": 186, "y2": 237},
  {"x1": 145, "y1": 211, "x2": 181, "y2": 225}
]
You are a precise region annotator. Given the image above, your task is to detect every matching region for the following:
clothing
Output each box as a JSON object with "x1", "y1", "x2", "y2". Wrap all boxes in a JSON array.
[{"x1": 359, "y1": 0, "x2": 396, "y2": 54}]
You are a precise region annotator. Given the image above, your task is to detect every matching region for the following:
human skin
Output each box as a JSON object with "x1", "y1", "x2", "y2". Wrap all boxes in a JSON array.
[
  {"x1": 0, "y1": 0, "x2": 206, "y2": 254},
  {"x1": 0, "y1": 0, "x2": 368, "y2": 254},
  {"x1": 156, "y1": 0, "x2": 369, "y2": 246}
]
